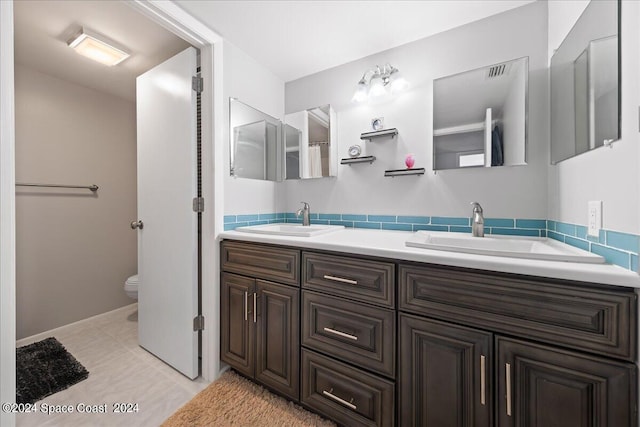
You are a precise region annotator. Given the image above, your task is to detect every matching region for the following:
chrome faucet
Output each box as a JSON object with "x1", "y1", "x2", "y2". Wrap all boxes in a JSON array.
[
  {"x1": 296, "y1": 202, "x2": 311, "y2": 226},
  {"x1": 470, "y1": 202, "x2": 484, "y2": 237}
]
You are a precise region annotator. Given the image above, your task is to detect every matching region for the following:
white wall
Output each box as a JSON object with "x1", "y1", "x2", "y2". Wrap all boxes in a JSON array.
[
  {"x1": 547, "y1": 0, "x2": 639, "y2": 235},
  {"x1": 14, "y1": 65, "x2": 137, "y2": 339},
  {"x1": 223, "y1": 40, "x2": 285, "y2": 215},
  {"x1": 0, "y1": 0, "x2": 16, "y2": 421},
  {"x1": 282, "y1": 1, "x2": 548, "y2": 218}
]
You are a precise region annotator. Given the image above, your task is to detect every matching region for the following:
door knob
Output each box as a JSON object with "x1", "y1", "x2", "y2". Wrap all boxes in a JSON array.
[{"x1": 130, "y1": 220, "x2": 144, "y2": 230}]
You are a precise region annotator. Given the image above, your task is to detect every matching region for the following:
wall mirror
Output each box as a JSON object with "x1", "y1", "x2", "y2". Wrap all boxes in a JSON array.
[
  {"x1": 229, "y1": 98, "x2": 282, "y2": 181},
  {"x1": 433, "y1": 57, "x2": 528, "y2": 171},
  {"x1": 284, "y1": 105, "x2": 337, "y2": 179},
  {"x1": 550, "y1": 0, "x2": 619, "y2": 164},
  {"x1": 229, "y1": 99, "x2": 336, "y2": 181}
]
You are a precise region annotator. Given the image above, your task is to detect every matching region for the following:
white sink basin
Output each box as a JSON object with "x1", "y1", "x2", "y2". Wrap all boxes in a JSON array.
[
  {"x1": 405, "y1": 231, "x2": 604, "y2": 264},
  {"x1": 235, "y1": 223, "x2": 345, "y2": 237}
]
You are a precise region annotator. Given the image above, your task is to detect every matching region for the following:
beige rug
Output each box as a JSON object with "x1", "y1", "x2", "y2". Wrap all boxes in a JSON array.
[{"x1": 162, "y1": 370, "x2": 335, "y2": 427}]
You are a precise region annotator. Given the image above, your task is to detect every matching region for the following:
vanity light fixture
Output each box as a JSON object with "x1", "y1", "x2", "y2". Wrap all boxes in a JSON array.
[
  {"x1": 67, "y1": 28, "x2": 130, "y2": 66},
  {"x1": 351, "y1": 64, "x2": 409, "y2": 103}
]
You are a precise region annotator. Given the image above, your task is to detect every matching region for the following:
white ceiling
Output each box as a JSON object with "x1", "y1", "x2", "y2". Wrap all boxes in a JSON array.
[
  {"x1": 175, "y1": 0, "x2": 536, "y2": 82},
  {"x1": 13, "y1": 0, "x2": 191, "y2": 102},
  {"x1": 13, "y1": 0, "x2": 536, "y2": 101}
]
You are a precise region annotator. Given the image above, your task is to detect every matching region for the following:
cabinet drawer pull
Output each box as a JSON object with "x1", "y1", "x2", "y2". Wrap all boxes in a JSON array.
[
  {"x1": 253, "y1": 293, "x2": 257, "y2": 323},
  {"x1": 322, "y1": 388, "x2": 357, "y2": 410},
  {"x1": 323, "y1": 274, "x2": 358, "y2": 285},
  {"x1": 506, "y1": 363, "x2": 512, "y2": 416},
  {"x1": 323, "y1": 327, "x2": 358, "y2": 341},
  {"x1": 480, "y1": 355, "x2": 486, "y2": 406},
  {"x1": 244, "y1": 291, "x2": 248, "y2": 321}
]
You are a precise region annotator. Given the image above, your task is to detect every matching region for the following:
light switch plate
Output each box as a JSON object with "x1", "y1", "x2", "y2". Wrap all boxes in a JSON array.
[{"x1": 588, "y1": 201, "x2": 602, "y2": 237}]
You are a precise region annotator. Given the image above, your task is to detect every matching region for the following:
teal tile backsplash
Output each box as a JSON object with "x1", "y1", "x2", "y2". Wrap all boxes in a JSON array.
[{"x1": 222, "y1": 213, "x2": 639, "y2": 272}]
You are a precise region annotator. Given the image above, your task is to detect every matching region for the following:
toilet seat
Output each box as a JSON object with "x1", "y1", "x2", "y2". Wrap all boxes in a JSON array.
[{"x1": 125, "y1": 274, "x2": 139, "y2": 300}]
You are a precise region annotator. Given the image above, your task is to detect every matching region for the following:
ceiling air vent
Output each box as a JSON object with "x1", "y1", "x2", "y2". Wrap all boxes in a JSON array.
[{"x1": 486, "y1": 63, "x2": 511, "y2": 79}]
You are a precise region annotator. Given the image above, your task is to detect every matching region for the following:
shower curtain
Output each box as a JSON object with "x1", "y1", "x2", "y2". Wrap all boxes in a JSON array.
[{"x1": 308, "y1": 144, "x2": 323, "y2": 178}]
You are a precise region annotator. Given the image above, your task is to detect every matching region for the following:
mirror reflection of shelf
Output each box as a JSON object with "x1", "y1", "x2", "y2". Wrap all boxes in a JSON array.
[
  {"x1": 360, "y1": 128, "x2": 398, "y2": 141},
  {"x1": 384, "y1": 167, "x2": 426, "y2": 177},
  {"x1": 434, "y1": 108, "x2": 497, "y2": 168},
  {"x1": 340, "y1": 156, "x2": 376, "y2": 165},
  {"x1": 433, "y1": 120, "x2": 495, "y2": 136}
]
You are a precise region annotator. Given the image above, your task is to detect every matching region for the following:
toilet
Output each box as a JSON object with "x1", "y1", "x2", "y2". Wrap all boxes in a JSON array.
[{"x1": 124, "y1": 274, "x2": 139, "y2": 300}]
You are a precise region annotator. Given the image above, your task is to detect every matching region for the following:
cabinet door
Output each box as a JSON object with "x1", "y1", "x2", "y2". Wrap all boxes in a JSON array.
[
  {"x1": 255, "y1": 280, "x2": 300, "y2": 401},
  {"x1": 497, "y1": 336, "x2": 637, "y2": 427},
  {"x1": 399, "y1": 314, "x2": 492, "y2": 427},
  {"x1": 220, "y1": 273, "x2": 254, "y2": 377}
]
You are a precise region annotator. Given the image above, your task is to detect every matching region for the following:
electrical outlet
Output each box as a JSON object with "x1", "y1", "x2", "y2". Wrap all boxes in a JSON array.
[{"x1": 588, "y1": 201, "x2": 602, "y2": 237}]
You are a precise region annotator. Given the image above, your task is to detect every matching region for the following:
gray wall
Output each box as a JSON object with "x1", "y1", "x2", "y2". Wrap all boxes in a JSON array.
[
  {"x1": 15, "y1": 65, "x2": 137, "y2": 339},
  {"x1": 282, "y1": 1, "x2": 548, "y2": 219}
]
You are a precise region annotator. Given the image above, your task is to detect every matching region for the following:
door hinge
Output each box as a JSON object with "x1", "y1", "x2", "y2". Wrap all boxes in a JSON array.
[
  {"x1": 193, "y1": 315, "x2": 205, "y2": 331},
  {"x1": 193, "y1": 197, "x2": 204, "y2": 213},
  {"x1": 192, "y1": 76, "x2": 203, "y2": 93}
]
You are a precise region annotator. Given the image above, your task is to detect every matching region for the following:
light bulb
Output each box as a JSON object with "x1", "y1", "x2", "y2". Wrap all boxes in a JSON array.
[
  {"x1": 351, "y1": 83, "x2": 368, "y2": 103},
  {"x1": 369, "y1": 77, "x2": 387, "y2": 98},
  {"x1": 390, "y1": 74, "x2": 409, "y2": 93}
]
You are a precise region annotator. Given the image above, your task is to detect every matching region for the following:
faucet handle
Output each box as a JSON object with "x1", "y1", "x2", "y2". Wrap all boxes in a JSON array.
[{"x1": 470, "y1": 202, "x2": 483, "y2": 213}]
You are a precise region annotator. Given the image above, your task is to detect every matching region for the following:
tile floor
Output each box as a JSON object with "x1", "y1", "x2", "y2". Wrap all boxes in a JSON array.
[{"x1": 16, "y1": 303, "x2": 208, "y2": 426}]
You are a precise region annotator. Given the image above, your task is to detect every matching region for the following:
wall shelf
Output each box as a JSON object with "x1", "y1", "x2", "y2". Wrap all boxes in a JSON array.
[
  {"x1": 384, "y1": 168, "x2": 426, "y2": 177},
  {"x1": 360, "y1": 128, "x2": 398, "y2": 141},
  {"x1": 341, "y1": 156, "x2": 376, "y2": 165}
]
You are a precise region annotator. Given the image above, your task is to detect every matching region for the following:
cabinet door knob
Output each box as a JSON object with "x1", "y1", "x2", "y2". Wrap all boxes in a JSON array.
[
  {"x1": 130, "y1": 220, "x2": 144, "y2": 230},
  {"x1": 323, "y1": 274, "x2": 358, "y2": 285},
  {"x1": 253, "y1": 293, "x2": 257, "y2": 323},
  {"x1": 322, "y1": 388, "x2": 357, "y2": 410},
  {"x1": 244, "y1": 291, "x2": 248, "y2": 321},
  {"x1": 506, "y1": 362, "x2": 512, "y2": 416},
  {"x1": 323, "y1": 327, "x2": 358, "y2": 341},
  {"x1": 480, "y1": 355, "x2": 486, "y2": 406}
]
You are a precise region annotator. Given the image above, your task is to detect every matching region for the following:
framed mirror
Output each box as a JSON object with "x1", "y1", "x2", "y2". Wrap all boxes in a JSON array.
[
  {"x1": 433, "y1": 57, "x2": 528, "y2": 171},
  {"x1": 284, "y1": 105, "x2": 337, "y2": 179},
  {"x1": 229, "y1": 98, "x2": 282, "y2": 181},
  {"x1": 550, "y1": 0, "x2": 620, "y2": 163}
]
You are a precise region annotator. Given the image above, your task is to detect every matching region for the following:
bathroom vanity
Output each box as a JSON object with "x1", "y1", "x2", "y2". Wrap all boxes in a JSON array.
[{"x1": 219, "y1": 230, "x2": 638, "y2": 426}]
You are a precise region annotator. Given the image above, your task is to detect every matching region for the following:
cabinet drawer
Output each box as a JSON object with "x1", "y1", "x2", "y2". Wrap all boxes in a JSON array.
[
  {"x1": 221, "y1": 241, "x2": 300, "y2": 286},
  {"x1": 399, "y1": 263, "x2": 637, "y2": 361},
  {"x1": 302, "y1": 251, "x2": 395, "y2": 307},
  {"x1": 302, "y1": 349, "x2": 395, "y2": 427},
  {"x1": 302, "y1": 291, "x2": 395, "y2": 378}
]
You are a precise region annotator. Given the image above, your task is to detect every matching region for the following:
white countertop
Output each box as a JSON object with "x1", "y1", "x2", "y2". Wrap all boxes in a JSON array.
[{"x1": 219, "y1": 228, "x2": 640, "y2": 289}]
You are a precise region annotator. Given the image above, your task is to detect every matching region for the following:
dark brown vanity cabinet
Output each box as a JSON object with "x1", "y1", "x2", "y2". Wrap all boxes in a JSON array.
[
  {"x1": 301, "y1": 251, "x2": 396, "y2": 426},
  {"x1": 399, "y1": 262, "x2": 638, "y2": 427},
  {"x1": 220, "y1": 242, "x2": 300, "y2": 401},
  {"x1": 220, "y1": 240, "x2": 638, "y2": 426}
]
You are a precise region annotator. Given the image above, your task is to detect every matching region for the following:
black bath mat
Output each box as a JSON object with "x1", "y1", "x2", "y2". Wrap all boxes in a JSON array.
[{"x1": 16, "y1": 337, "x2": 89, "y2": 404}]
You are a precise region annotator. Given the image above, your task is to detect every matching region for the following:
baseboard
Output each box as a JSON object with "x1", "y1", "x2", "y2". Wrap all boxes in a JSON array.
[{"x1": 16, "y1": 303, "x2": 138, "y2": 347}]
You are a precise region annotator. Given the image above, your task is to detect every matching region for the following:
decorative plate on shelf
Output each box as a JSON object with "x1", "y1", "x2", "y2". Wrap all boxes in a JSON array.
[
  {"x1": 348, "y1": 144, "x2": 362, "y2": 158},
  {"x1": 371, "y1": 117, "x2": 384, "y2": 131}
]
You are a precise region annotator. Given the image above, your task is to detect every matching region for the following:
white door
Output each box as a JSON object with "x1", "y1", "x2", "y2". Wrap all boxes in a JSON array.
[{"x1": 136, "y1": 47, "x2": 198, "y2": 379}]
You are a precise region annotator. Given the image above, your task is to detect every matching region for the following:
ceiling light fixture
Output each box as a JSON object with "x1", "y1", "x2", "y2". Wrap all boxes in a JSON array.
[
  {"x1": 351, "y1": 64, "x2": 409, "y2": 103},
  {"x1": 67, "y1": 28, "x2": 130, "y2": 67}
]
